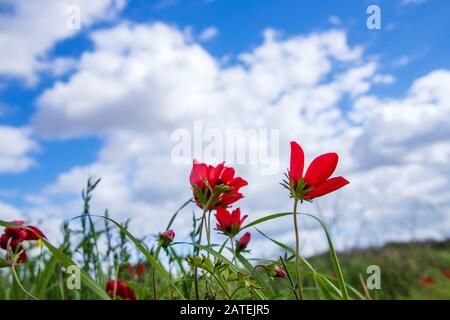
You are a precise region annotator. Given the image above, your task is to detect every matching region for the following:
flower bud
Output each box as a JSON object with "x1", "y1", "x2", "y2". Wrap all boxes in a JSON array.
[
  {"x1": 158, "y1": 229, "x2": 175, "y2": 248},
  {"x1": 273, "y1": 265, "x2": 287, "y2": 278},
  {"x1": 237, "y1": 232, "x2": 251, "y2": 251}
]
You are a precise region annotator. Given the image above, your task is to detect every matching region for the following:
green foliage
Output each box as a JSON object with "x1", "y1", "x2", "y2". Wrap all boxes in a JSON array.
[{"x1": 0, "y1": 177, "x2": 448, "y2": 300}]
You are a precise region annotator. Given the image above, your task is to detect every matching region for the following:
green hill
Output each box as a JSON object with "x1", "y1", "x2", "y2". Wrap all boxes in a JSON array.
[{"x1": 307, "y1": 240, "x2": 450, "y2": 299}]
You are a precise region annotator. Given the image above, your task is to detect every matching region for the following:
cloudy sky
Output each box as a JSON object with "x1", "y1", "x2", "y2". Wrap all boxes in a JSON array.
[{"x1": 0, "y1": 0, "x2": 449, "y2": 257}]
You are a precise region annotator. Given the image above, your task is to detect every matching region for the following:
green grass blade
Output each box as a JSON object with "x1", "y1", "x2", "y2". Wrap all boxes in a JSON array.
[
  {"x1": 256, "y1": 228, "x2": 343, "y2": 299},
  {"x1": 36, "y1": 255, "x2": 59, "y2": 298},
  {"x1": 74, "y1": 215, "x2": 186, "y2": 300},
  {"x1": 166, "y1": 198, "x2": 193, "y2": 230},
  {"x1": 241, "y1": 212, "x2": 293, "y2": 230},
  {"x1": 246, "y1": 211, "x2": 350, "y2": 300},
  {"x1": 174, "y1": 242, "x2": 267, "y2": 300},
  {"x1": 41, "y1": 238, "x2": 111, "y2": 300},
  {"x1": 0, "y1": 220, "x2": 110, "y2": 300},
  {"x1": 299, "y1": 213, "x2": 349, "y2": 300},
  {"x1": 0, "y1": 259, "x2": 9, "y2": 268}
]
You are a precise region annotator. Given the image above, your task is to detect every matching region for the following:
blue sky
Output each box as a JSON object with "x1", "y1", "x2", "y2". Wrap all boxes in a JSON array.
[
  {"x1": 0, "y1": 0, "x2": 449, "y2": 255},
  {"x1": 2, "y1": 0, "x2": 449, "y2": 192}
]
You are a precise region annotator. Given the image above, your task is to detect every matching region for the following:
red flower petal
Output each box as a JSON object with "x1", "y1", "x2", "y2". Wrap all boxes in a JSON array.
[
  {"x1": 189, "y1": 160, "x2": 208, "y2": 188},
  {"x1": 24, "y1": 226, "x2": 46, "y2": 241},
  {"x1": 208, "y1": 163, "x2": 224, "y2": 187},
  {"x1": 18, "y1": 250, "x2": 27, "y2": 264},
  {"x1": 106, "y1": 280, "x2": 136, "y2": 300},
  {"x1": 230, "y1": 208, "x2": 241, "y2": 222},
  {"x1": 216, "y1": 208, "x2": 232, "y2": 229},
  {"x1": 0, "y1": 234, "x2": 21, "y2": 250},
  {"x1": 5, "y1": 221, "x2": 27, "y2": 240},
  {"x1": 304, "y1": 152, "x2": 338, "y2": 187},
  {"x1": 126, "y1": 287, "x2": 137, "y2": 300},
  {"x1": 219, "y1": 192, "x2": 244, "y2": 208},
  {"x1": 228, "y1": 177, "x2": 248, "y2": 189},
  {"x1": 289, "y1": 141, "x2": 304, "y2": 182},
  {"x1": 220, "y1": 166, "x2": 235, "y2": 182},
  {"x1": 419, "y1": 277, "x2": 433, "y2": 284},
  {"x1": 304, "y1": 176, "x2": 349, "y2": 199}
]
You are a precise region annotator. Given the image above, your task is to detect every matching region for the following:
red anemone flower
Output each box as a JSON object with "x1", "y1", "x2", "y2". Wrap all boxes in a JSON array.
[
  {"x1": 106, "y1": 280, "x2": 136, "y2": 300},
  {"x1": 442, "y1": 268, "x2": 450, "y2": 280},
  {"x1": 286, "y1": 141, "x2": 349, "y2": 200},
  {"x1": 190, "y1": 160, "x2": 247, "y2": 209},
  {"x1": 6, "y1": 248, "x2": 27, "y2": 264},
  {"x1": 128, "y1": 262, "x2": 146, "y2": 279},
  {"x1": 0, "y1": 234, "x2": 21, "y2": 251},
  {"x1": 1, "y1": 221, "x2": 46, "y2": 265},
  {"x1": 4, "y1": 220, "x2": 46, "y2": 241},
  {"x1": 136, "y1": 263, "x2": 146, "y2": 278},
  {"x1": 419, "y1": 277, "x2": 433, "y2": 285},
  {"x1": 215, "y1": 207, "x2": 247, "y2": 237},
  {"x1": 237, "y1": 232, "x2": 251, "y2": 251}
]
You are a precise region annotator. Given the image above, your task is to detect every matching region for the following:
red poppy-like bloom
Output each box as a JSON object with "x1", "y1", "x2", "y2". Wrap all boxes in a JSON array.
[
  {"x1": 106, "y1": 280, "x2": 136, "y2": 300},
  {"x1": 4, "y1": 220, "x2": 46, "y2": 241},
  {"x1": 136, "y1": 262, "x2": 146, "y2": 277},
  {"x1": 0, "y1": 234, "x2": 21, "y2": 251},
  {"x1": 190, "y1": 160, "x2": 248, "y2": 210},
  {"x1": 442, "y1": 268, "x2": 450, "y2": 280},
  {"x1": 215, "y1": 207, "x2": 247, "y2": 237},
  {"x1": 273, "y1": 265, "x2": 287, "y2": 278},
  {"x1": 158, "y1": 229, "x2": 175, "y2": 248},
  {"x1": 128, "y1": 262, "x2": 146, "y2": 279},
  {"x1": 0, "y1": 221, "x2": 46, "y2": 264},
  {"x1": 419, "y1": 277, "x2": 433, "y2": 285},
  {"x1": 286, "y1": 141, "x2": 349, "y2": 200},
  {"x1": 237, "y1": 232, "x2": 251, "y2": 251}
]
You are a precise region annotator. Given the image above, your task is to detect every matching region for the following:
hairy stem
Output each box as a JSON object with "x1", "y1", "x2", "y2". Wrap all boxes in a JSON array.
[
  {"x1": 292, "y1": 199, "x2": 304, "y2": 300},
  {"x1": 11, "y1": 265, "x2": 38, "y2": 300},
  {"x1": 194, "y1": 208, "x2": 207, "y2": 300},
  {"x1": 152, "y1": 245, "x2": 162, "y2": 300}
]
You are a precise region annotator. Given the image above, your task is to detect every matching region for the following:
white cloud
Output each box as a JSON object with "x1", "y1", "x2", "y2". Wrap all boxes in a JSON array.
[
  {"x1": 199, "y1": 26, "x2": 218, "y2": 41},
  {"x1": 23, "y1": 22, "x2": 450, "y2": 257},
  {"x1": 0, "y1": 126, "x2": 38, "y2": 173},
  {"x1": 372, "y1": 73, "x2": 395, "y2": 85},
  {"x1": 0, "y1": 0, "x2": 126, "y2": 83},
  {"x1": 328, "y1": 16, "x2": 342, "y2": 26}
]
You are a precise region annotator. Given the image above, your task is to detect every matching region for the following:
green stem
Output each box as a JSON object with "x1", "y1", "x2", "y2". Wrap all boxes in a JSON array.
[
  {"x1": 152, "y1": 245, "x2": 162, "y2": 300},
  {"x1": 194, "y1": 208, "x2": 207, "y2": 300},
  {"x1": 206, "y1": 210, "x2": 212, "y2": 249},
  {"x1": 230, "y1": 286, "x2": 243, "y2": 299},
  {"x1": 251, "y1": 264, "x2": 266, "y2": 278},
  {"x1": 292, "y1": 199, "x2": 304, "y2": 300},
  {"x1": 11, "y1": 265, "x2": 38, "y2": 300},
  {"x1": 280, "y1": 256, "x2": 299, "y2": 300},
  {"x1": 231, "y1": 237, "x2": 237, "y2": 266}
]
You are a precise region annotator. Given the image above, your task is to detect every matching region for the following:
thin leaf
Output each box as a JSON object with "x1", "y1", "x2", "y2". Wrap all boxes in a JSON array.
[
  {"x1": 174, "y1": 242, "x2": 267, "y2": 300},
  {"x1": 0, "y1": 258, "x2": 9, "y2": 268},
  {"x1": 241, "y1": 212, "x2": 293, "y2": 230},
  {"x1": 299, "y1": 213, "x2": 349, "y2": 300},
  {"x1": 256, "y1": 228, "x2": 343, "y2": 299},
  {"x1": 166, "y1": 198, "x2": 193, "y2": 230},
  {"x1": 0, "y1": 220, "x2": 110, "y2": 300},
  {"x1": 73, "y1": 215, "x2": 186, "y2": 300}
]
